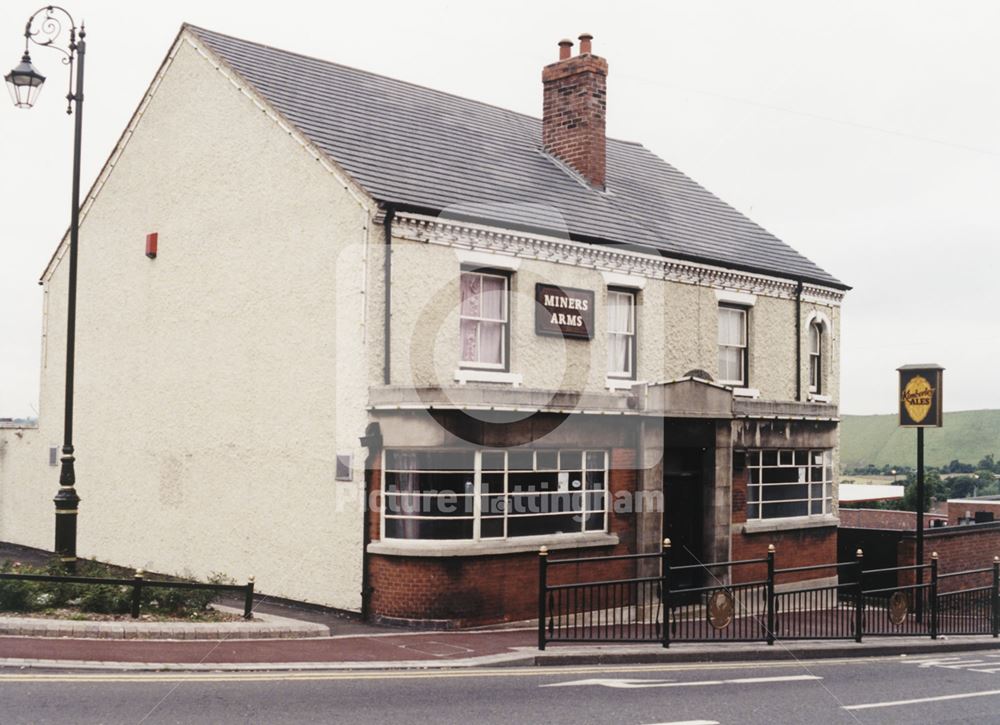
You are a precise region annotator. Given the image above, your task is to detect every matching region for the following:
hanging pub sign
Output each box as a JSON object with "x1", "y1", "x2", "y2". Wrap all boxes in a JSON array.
[
  {"x1": 897, "y1": 364, "x2": 944, "y2": 427},
  {"x1": 535, "y1": 283, "x2": 594, "y2": 340}
]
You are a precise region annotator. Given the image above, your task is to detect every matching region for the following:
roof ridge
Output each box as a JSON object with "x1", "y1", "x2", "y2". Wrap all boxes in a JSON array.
[{"x1": 183, "y1": 24, "x2": 646, "y2": 148}]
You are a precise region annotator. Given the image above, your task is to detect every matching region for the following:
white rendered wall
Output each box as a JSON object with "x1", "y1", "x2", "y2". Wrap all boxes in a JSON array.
[{"x1": 3, "y1": 35, "x2": 374, "y2": 611}]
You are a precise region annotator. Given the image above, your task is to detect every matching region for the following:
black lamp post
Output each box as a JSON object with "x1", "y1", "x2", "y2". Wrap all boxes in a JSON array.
[{"x1": 6, "y1": 5, "x2": 86, "y2": 571}]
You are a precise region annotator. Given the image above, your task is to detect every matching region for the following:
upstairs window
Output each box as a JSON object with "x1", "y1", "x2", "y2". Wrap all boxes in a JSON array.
[
  {"x1": 460, "y1": 270, "x2": 508, "y2": 369},
  {"x1": 607, "y1": 289, "x2": 636, "y2": 379},
  {"x1": 809, "y1": 321, "x2": 823, "y2": 394},
  {"x1": 718, "y1": 305, "x2": 748, "y2": 386}
]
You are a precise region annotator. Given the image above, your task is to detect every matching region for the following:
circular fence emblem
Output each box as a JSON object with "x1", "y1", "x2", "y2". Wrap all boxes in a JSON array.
[
  {"x1": 888, "y1": 591, "x2": 909, "y2": 626},
  {"x1": 707, "y1": 589, "x2": 735, "y2": 630}
]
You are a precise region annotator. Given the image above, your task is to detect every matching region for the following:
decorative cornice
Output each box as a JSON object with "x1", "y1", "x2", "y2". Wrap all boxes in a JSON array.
[{"x1": 392, "y1": 212, "x2": 845, "y2": 304}]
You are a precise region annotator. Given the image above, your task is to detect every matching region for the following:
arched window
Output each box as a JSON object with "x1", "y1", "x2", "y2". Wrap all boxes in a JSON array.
[{"x1": 808, "y1": 321, "x2": 823, "y2": 394}]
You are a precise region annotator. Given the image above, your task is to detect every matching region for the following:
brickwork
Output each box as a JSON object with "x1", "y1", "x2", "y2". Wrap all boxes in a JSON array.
[
  {"x1": 367, "y1": 446, "x2": 638, "y2": 626},
  {"x1": 732, "y1": 526, "x2": 837, "y2": 585},
  {"x1": 947, "y1": 499, "x2": 1000, "y2": 526},
  {"x1": 542, "y1": 41, "x2": 608, "y2": 189},
  {"x1": 731, "y1": 466, "x2": 748, "y2": 524},
  {"x1": 839, "y1": 508, "x2": 946, "y2": 530},
  {"x1": 898, "y1": 524, "x2": 1000, "y2": 593}
]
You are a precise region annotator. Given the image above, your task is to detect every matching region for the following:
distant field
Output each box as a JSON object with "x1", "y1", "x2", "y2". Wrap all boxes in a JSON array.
[{"x1": 840, "y1": 409, "x2": 1000, "y2": 470}]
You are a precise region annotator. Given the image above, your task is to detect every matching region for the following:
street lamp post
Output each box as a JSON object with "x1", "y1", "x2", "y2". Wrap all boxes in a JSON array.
[{"x1": 6, "y1": 6, "x2": 86, "y2": 571}]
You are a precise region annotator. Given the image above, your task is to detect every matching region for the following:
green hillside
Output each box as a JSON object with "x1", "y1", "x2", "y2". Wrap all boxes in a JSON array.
[{"x1": 840, "y1": 410, "x2": 1000, "y2": 470}]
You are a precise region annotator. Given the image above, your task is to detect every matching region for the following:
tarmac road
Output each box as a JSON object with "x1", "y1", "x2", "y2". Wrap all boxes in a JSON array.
[{"x1": 4, "y1": 649, "x2": 1000, "y2": 724}]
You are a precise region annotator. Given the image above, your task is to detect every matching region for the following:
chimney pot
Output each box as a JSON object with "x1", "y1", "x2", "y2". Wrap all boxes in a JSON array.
[
  {"x1": 578, "y1": 33, "x2": 593, "y2": 54},
  {"x1": 558, "y1": 39, "x2": 573, "y2": 61}
]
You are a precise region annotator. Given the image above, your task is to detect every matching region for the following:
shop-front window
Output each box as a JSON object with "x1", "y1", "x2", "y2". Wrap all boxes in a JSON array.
[
  {"x1": 382, "y1": 449, "x2": 608, "y2": 541},
  {"x1": 746, "y1": 449, "x2": 833, "y2": 520}
]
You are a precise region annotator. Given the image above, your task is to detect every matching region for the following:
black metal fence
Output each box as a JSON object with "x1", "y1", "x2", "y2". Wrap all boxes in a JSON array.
[
  {"x1": 0, "y1": 569, "x2": 256, "y2": 619},
  {"x1": 537, "y1": 541, "x2": 1000, "y2": 649}
]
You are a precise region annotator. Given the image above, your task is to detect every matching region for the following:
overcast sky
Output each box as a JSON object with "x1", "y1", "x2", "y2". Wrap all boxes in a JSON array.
[{"x1": 1, "y1": 0, "x2": 997, "y2": 418}]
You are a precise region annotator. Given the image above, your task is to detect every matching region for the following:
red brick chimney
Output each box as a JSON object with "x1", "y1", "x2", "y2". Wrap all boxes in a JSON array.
[{"x1": 542, "y1": 33, "x2": 608, "y2": 189}]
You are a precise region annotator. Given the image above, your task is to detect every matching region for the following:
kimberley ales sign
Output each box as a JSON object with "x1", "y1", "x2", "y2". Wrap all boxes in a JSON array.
[
  {"x1": 898, "y1": 364, "x2": 944, "y2": 428},
  {"x1": 535, "y1": 283, "x2": 594, "y2": 340}
]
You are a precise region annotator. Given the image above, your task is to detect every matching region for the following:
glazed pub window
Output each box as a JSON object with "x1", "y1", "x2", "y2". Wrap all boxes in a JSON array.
[
  {"x1": 746, "y1": 449, "x2": 833, "y2": 520},
  {"x1": 718, "y1": 305, "x2": 748, "y2": 386},
  {"x1": 459, "y1": 270, "x2": 509, "y2": 369},
  {"x1": 382, "y1": 449, "x2": 608, "y2": 541},
  {"x1": 607, "y1": 288, "x2": 636, "y2": 379},
  {"x1": 808, "y1": 322, "x2": 822, "y2": 394}
]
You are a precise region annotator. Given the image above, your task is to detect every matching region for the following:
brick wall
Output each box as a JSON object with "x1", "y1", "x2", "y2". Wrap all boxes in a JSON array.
[
  {"x1": 898, "y1": 524, "x2": 1000, "y2": 593},
  {"x1": 947, "y1": 500, "x2": 1000, "y2": 526},
  {"x1": 839, "y1": 508, "x2": 947, "y2": 530},
  {"x1": 367, "y1": 447, "x2": 638, "y2": 626},
  {"x1": 731, "y1": 466, "x2": 748, "y2": 525},
  {"x1": 732, "y1": 527, "x2": 838, "y2": 585}
]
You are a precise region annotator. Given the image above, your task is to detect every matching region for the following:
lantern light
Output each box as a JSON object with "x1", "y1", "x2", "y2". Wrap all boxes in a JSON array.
[{"x1": 5, "y1": 51, "x2": 45, "y2": 108}]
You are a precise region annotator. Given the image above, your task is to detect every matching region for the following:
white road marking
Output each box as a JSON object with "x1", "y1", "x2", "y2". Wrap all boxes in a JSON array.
[
  {"x1": 642, "y1": 721, "x2": 719, "y2": 725},
  {"x1": 542, "y1": 674, "x2": 821, "y2": 689},
  {"x1": 844, "y1": 688, "x2": 1000, "y2": 711},
  {"x1": 916, "y1": 657, "x2": 988, "y2": 669}
]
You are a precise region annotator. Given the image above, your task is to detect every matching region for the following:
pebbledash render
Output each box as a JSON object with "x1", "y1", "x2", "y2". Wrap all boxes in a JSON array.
[{"x1": 0, "y1": 27, "x2": 848, "y2": 625}]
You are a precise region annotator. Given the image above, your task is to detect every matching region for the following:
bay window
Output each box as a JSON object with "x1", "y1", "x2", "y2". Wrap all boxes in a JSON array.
[{"x1": 382, "y1": 448, "x2": 609, "y2": 541}]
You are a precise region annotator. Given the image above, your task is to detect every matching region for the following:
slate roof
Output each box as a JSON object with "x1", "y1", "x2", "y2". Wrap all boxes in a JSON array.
[{"x1": 189, "y1": 26, "x2": 846, "y2": 289}]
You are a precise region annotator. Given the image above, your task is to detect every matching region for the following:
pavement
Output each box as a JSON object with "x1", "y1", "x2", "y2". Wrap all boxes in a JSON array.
[{"x1": 3, "y1": 541, "x2": 1000, "y2": 672}]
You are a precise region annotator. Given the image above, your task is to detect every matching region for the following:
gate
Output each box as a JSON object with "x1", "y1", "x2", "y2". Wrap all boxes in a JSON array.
[{"x1": 537, "y1": 542, "x2": 1000, "y2": 649}]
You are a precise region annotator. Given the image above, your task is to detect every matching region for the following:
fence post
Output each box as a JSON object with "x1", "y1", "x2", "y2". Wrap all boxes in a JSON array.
[
  {"x1": 992, "y1": 557, "x2": 999, "y2": 639},
  {"x1": 130, "y1": 569, "x2": 144, "y2": 619},
  {"x1": 661, "y1": 538, "x2": 671, "y2": 649},
  {"x1": 244, "y1": 576, "x2": 255, "y2": 619},
  {"x1": 855, "y1": 548, "x2": 864, "y2": 643},
  {"x1": 929, "y1": 552, "x2": 939, "y2": 640},
  {"x1": 766, "y1": 544, "x2": 775, "y2": 645},
  {"x1": 537, "y1": 546, "x2": 548, "y2": 651}
]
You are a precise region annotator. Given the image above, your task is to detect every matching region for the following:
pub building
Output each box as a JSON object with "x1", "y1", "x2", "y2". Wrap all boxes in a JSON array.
[{"x1": 0, "y1": 27, "x2": 848, "y2": 626}]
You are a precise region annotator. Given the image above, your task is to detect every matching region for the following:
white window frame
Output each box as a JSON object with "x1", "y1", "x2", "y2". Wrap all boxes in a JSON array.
[
  {"x1": 381, "y1": 449, "x2": 609, "y2": 542},
  {"x1": 459, "y1": 270, "x2": 509, "y2": 370},
  {"x1": 607, "y1": 288, "x2": 636, "y2": 379},
  {"x1": 745, "y1": 449, "x2": 834, "y2": 521},
  {"x1": 808, "y1": 321, "x2": 822, "y2": 394},
  {"x1": 718, "y1": 304, "x2": 748, "y2": 386}
]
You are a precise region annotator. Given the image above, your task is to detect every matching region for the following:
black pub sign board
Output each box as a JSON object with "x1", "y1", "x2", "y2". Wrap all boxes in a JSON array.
[
  {"x1": 535, "y1": 283, "x2": 594, "y2": 340},
  {"x1": 898, "y1": 364, "x2": 944, "y2": 428}
]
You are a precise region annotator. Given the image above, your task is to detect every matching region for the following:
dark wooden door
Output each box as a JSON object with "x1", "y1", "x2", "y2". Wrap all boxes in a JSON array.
[{"x1": 663, "y1": 446, "x2": 706, "y2": 590}]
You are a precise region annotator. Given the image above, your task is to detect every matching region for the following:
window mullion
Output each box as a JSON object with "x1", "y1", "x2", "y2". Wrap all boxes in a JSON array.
[{"x1": 473, "y1": 451, "x2": 482, "y2": 541}]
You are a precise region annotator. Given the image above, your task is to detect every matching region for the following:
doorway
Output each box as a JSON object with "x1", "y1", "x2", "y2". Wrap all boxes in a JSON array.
[{"x1": 662, "y1": 445, "x2": 709, "y2": 590}]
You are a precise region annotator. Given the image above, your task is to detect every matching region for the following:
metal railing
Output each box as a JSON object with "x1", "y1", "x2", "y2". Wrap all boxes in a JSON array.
[
  {"x1": 538, "y1": 547, "x2": 664, "y2": 648},
  {"x1": 537, "y1": 542, "x2": 1000, "y2": 649},
  {"x1": 0, "y1": 569, "x2": 256, "y2": 619}
]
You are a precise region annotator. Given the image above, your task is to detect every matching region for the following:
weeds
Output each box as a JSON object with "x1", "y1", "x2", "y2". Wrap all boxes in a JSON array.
[{"x1": 0, "y1": 559, "x2": 232, "y2": 618}]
